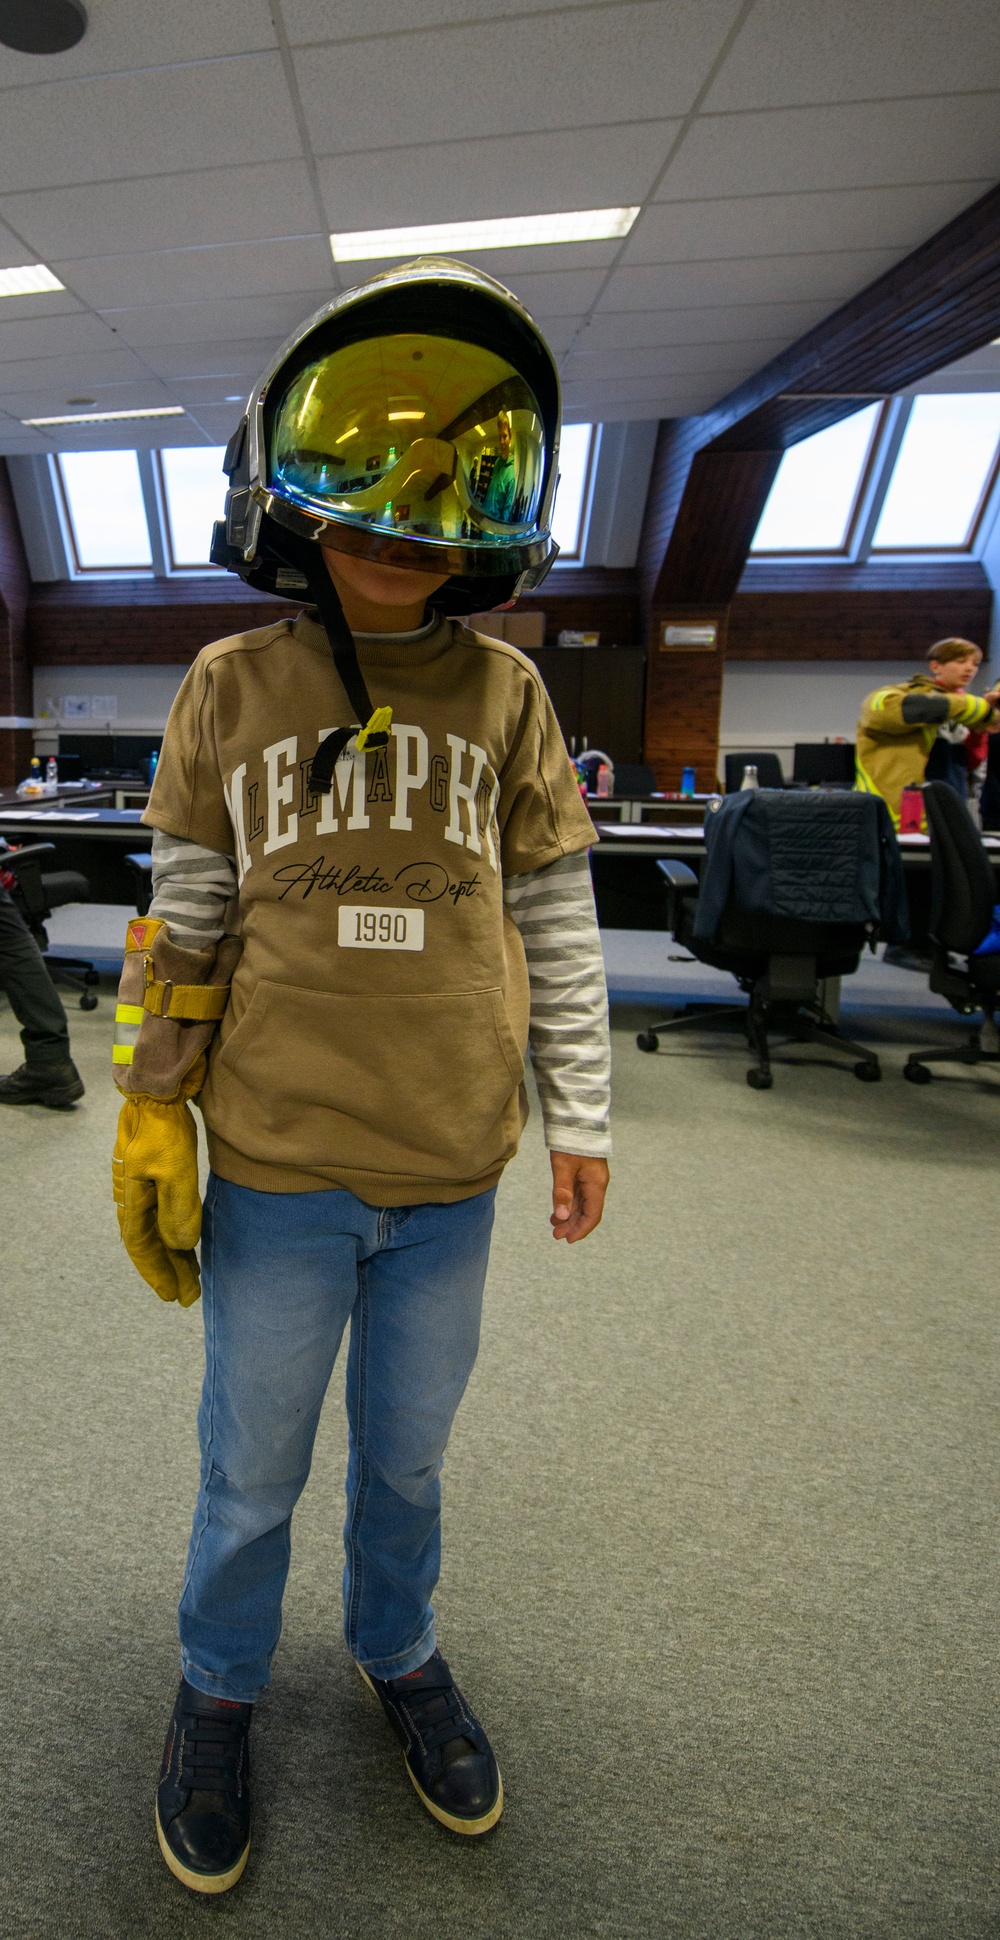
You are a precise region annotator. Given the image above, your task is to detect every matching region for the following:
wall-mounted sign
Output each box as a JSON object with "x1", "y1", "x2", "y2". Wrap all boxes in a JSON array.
[{"x1": 661, "y1": 623, "x2": 718, "y2": 650}]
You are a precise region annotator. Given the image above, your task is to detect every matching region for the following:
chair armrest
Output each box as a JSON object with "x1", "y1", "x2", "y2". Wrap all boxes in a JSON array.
[
  {"x1": 0, "y1": 842, "x2": 57, "y2": 872},
  {"x1": 656, "y1": 859, "x2": 698, "y2": 891},
  {"x1": 656, "y1": 858, "x2": 699, "y2": 936}
]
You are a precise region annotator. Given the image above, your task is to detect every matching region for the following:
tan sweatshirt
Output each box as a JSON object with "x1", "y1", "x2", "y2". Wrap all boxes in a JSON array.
[{"x1": 143, "y1": 610, "x2": 596, "y2": 1205}]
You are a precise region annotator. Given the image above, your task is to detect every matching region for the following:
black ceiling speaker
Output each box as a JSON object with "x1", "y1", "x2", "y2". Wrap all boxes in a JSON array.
[{"x1": 0, "y1": 0, "x2": 87, "y2": 54}]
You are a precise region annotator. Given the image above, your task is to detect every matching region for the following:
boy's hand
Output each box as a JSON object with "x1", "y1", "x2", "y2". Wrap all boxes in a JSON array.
[{"x1": 549, "y1": 1151, "x2": 609, "y2": 1243}]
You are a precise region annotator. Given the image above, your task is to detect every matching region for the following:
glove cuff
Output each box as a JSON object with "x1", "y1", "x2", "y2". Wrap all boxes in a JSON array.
[{"x1": 113, "y1": 916, "x2": 241, "y2": 1099}]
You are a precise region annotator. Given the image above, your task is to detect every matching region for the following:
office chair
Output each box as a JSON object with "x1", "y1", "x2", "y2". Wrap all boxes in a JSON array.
[
  {"x1": 902, "y1": 781, "x2": 1000, "y2": 1085},
  {"x1": 125, "y1": 851, "x2": 153, "y2": 916},
  {"x1": 1, "y1": 841, "x2": 100, "y2": 1010},
  {"x1": 612, "y1": 762, "x2": 658, "y2": 796},
  {"x1": 792, "y1": 742, "x2": 857, "y2": 788},
  {"x1": 723, "y1": 750, "x2": 785, "y2": 793},
  {"x1": 635, "y1": 792, "x2": 902, "y2": 1088}
]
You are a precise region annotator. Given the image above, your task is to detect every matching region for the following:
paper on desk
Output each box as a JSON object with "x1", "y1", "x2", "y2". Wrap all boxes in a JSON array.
[{"x1": 0, "y1": 809, "x2": 102, "y2": 821}]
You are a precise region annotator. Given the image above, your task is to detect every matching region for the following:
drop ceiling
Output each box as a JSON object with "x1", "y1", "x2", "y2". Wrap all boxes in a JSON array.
[{"x1": 0, "y1": 0, "x2": 998, "y2": 453}]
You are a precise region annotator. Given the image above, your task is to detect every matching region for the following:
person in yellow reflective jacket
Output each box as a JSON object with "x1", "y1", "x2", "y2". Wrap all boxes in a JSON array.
[{"x1": 856, "y1": 636, "x2": 1000, "y2": 825}]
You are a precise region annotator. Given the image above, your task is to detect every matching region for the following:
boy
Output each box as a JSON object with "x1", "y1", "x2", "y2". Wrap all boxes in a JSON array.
[
  {"x1": 111, "y1": 259, "x2": 611, "y2": 1894},
  {"x1": 856, "y1": 636, "x2": 1000, "y2": 824}
]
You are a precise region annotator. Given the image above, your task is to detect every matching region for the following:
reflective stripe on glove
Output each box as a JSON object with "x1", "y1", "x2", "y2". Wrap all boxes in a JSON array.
[{"x1": 112, "y1": 1055, "x2": 206, "y2": 1306}]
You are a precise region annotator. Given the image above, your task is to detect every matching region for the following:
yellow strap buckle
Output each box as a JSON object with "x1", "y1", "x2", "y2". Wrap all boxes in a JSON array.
[
  {"x1": 142, "y1": 980, "x2": 230, "y2": 1021},
  {"x1": 356, "y1": 705, "x2": 393, "y2": 752}
]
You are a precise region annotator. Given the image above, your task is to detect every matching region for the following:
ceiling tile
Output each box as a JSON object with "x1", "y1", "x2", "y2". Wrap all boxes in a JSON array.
[
  {"x1": 562, "y1": 345, "x2": 766, "y2": 383},
  {"x1": 0, "y1": 55, "x2": 302, "y2": 194},
  {"x1": 597, "y1": 251, "x2": 899, "y2": 313},
  {"x1": 659, "y1": 95, "x2": 1000, "y2": 201},
  {"x1": 626, "y1": 182, "x2": 994, "y2": 265},
  {"x1": 317, "y1": 122, "x2": 679, "y2": 230},
  {"x1": 2, "y1": 161, "x2": 321, "y2": 263},
  {"x1": 141, "y1": 340, "x2": 286, "y2": 382},
  {"x1": 184, "y1": 404, "x2": 247, "y2": 443},
  {"x1": 0, "y1": 290, "x2": 85, "y2": 323},
  {"x1": 531, "y1": 319, "x2": 580, "y2": 356},
  {"x1": 0, "y1": 380, "x2": 178, "y2": 421},
  {"x1": 169, "y1": 376, "x2": 257, "y2": 408},
  {"x1": 576, "y1": 302, "x2": 834, "y2": 350},
  {"x1": 57, "y1": 238, "x2": 334, "y2": 312},
  {"x1": 51, "y1": 418, "x2": 213, "y2": 450},
  {"x1": 0, "y1": 1, "x2": 276, "y2": 84},
  {"x1": 0, "y1": 348, "x2": 150, "y2": 392},
  {"x1": 103, "y1": 292, "x2": 337, "y2": 349},
  {"x1": 0, "y1": 312, "x2": 117, "y2": 359},
  {"x1": 282, "y1": 0, "x2": 615, "y2": 36},
  {"x1": 704, "y1": 0, "x2": 1000, "y2": 112},
  {"x1": 0, "y1": 426, "x2": 57, "y2": 454},
  {"x1": 295, "y1": 1, "x2": 741, "y2": 152}
]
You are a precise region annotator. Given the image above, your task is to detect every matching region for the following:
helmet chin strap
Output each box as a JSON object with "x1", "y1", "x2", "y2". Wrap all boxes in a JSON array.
[{"x1": 301, "y1": 550, "x2": 392, "y2": 795}]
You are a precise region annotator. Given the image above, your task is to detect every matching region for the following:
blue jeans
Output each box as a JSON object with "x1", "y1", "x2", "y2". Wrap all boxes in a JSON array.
[{"x1": 178, "y1": 1174, "x2": 496, "y2": 1702}]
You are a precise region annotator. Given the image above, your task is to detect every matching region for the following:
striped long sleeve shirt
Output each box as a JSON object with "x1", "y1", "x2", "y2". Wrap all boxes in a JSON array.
[{"x1": 149, "y1": 830, "x2": 611, "y2": 1156}]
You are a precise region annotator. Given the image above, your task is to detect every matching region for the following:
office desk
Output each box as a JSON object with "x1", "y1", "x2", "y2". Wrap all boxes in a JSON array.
[
  {"x1": 587, "y1": 794, "x2": 710, "y2": 827},
  {"x1": 590, "y1": 822, "x2": 1000, "y2": 931},
  {"x1": 0, "y1": 783, "x2": 115, "y2": 812},
  {"x1": 0, "y1": 805, "x2": 150, "y2": 903}
]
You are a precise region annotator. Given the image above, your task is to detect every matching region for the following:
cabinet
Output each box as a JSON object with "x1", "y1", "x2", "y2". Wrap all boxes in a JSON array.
[{"x1": 526, "y1": 648, "x2": 646, "y2": 763}]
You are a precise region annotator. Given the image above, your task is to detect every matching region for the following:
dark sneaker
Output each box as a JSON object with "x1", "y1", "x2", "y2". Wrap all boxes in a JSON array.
[
  {"x1": 155, "y1": 1679, "x2": 252, "y2": 1894},
  {"x1": 0, "y1": 1059, "x2": 84, "y2": 1108},
  {"x1": 359, "y1": 1649, "x2": 503, "y2": 1835}
]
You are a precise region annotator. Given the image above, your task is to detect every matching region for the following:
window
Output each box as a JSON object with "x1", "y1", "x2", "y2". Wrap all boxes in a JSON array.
[
  {"x1": 872, "y1": 394, "x2": 1000, "y2": 549},
  {"x1": 750, "y1": 404, "x2": 882, "y2": 553},
  {"x1": 56, "y1": 450, "x2": 152, "y2": 571},
  {"x1": 550, "y1": 422, "x2": 595, "y2": 560},
  {"x1": 158, "y1": 446, "x2": 228, "y2": 568}
]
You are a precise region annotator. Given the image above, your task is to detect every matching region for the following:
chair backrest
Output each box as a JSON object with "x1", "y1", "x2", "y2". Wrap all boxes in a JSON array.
[
  {"x1": 612, "y1": 762, "x2": 657, "y2": 797},
  {"x1": 724, "y1": 751, "x2": 784, "y2": 793},
  {"x1": 792, "y1": 742, "x2": 856, "y2": 787},
  {"x1": 923, "y1": 780, "x2": 996, "y2": 953},
  {"x1": 698, "y1": 788, "x2": 895, "y2": 947}
]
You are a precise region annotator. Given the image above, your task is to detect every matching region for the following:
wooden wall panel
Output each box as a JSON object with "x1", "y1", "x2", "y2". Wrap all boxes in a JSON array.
[
  {"x1": 727, "y1": 584, "x2": 994, "y2": 660},
  {"x1": 26, "y1": 565, "x2": 642, "y2": 666},
  {"x1": 0, "y1": 458, "x2": 32, "y2": 787},
  {"x1": 644, "y1": 607, "x2": 727, "y2": 792}
]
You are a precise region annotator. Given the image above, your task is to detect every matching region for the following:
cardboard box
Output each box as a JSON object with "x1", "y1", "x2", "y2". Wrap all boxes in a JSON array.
[
  {"x1": 502, "y1": 610, "x2": 545, "y2": 650},
  {"x1": 465, "y1": 610, "x2": 546, "y2": 650}
]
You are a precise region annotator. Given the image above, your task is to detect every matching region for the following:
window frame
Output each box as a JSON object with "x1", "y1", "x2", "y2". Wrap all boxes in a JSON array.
[
  {"x1": 550, "y1": 421, "x2": 598, "y2": 564},
  {"x1": 869, "y1": 398, "x2": 1000, "y2": 555},
  {"x1": 53, "y1": 450, "x2": 155, "y2": 577},
  {"x1": 749, "y1": 401, "x2": 889, "y2": 560},
  {"x1": 154, "y1": 447, "x2": 227, "y2": 573}
]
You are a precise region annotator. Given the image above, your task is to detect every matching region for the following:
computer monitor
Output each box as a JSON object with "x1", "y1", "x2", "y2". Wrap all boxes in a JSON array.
[{"x1": 792, "y1": 743, "x2": 857, "y2": 787}]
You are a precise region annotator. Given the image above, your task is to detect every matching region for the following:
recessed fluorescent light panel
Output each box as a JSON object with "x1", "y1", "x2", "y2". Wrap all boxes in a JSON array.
[
  {"x1": 0, "y1": 264, "x2": 65, "y2": 298},
  {"x1": 330, "y1": 208, "x2": 639, "y2": 262},
  {"x1": 23, "y1": 405, "x2": 186, "y2": 426}
]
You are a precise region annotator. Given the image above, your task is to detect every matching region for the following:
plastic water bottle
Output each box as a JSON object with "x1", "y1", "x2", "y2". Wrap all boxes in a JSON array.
[
  {"x1": 680, "y1": 765, "x2": 696, "y2": 797},
  {"x1": 740, "y1": 763, "x2": 759, "y2": 790},
  {"x1": 45, "y1": 755, "x2": 59, "y2": 794},
  {"x1": 17, "y1": 757, "x2": 45, "y2": 797},
  {"x1": 147, "y1": 749, "x2": 159, "y2": 785}
]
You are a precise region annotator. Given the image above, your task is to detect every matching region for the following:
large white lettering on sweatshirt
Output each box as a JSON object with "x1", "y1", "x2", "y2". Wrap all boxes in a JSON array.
[{"x1": 222, "y1": 722, "x2": 501, "y2": 887}]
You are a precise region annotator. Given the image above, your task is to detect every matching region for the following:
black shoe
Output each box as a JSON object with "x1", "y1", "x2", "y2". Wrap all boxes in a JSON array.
[
  {"x1": 0, "y1": 1059, "x2": 84, "y2": 1108},
  {"x1": 155, "y1": 1679, "x2": 252, "y2": 1894},
  {"x1": 359, "y1": 1649, "x2": 503, "y2": 1835}
]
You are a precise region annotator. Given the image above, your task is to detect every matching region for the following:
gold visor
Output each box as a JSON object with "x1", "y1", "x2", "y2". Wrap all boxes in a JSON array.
[{"x1": 269, "y1": 332, "x2": 547, "y2": 554}]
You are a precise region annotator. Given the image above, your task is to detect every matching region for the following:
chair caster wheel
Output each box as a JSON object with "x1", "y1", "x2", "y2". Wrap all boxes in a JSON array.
[
  {"x1": 854, "y1": 1061, "x2": 880, "y2": 1082},
  {"x1": 746, "y1": 1068, "x2": 773, "y2": 1089},
  {"x1": 636, "y1": 1032, "x2": 659, "y2": 1052},
  {"x1": 80, "y1": 992, "x2": 98, "y2": 1011},
  {"x1": 903, "y1": 1062, "x2": 931, "y2": 1084}
]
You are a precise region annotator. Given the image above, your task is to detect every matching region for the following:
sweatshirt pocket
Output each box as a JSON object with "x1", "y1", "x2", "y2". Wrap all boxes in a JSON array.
[{"x1": 206, "y1": 980, "x2": 525, "y2": 1182}]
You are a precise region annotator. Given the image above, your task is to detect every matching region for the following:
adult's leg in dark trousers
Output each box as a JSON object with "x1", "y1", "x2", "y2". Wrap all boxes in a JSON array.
[
  {"x1": 0, "y1": 887, "x2": 82, "y2": 1104},
  {"x1": 0, "y1": 886, "x2": 71, "y2": 1060}
]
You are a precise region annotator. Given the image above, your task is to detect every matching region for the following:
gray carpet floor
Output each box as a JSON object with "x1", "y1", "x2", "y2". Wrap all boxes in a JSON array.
[{"x1": 1, "y1": 955, "x2": 998, "y2": 1939}]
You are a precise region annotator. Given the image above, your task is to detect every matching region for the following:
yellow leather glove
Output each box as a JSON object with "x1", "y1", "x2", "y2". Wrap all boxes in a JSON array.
[{"x1": 112, "y1": 1055, "x2": 206, "y2": 1307}]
